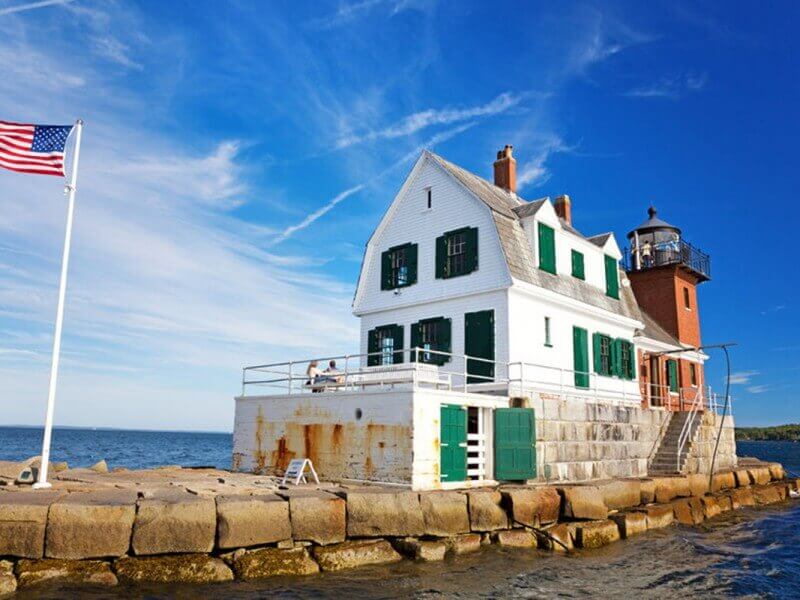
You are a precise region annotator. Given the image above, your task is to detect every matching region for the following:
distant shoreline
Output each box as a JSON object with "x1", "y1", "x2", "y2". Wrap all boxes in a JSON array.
[
  {"x1": 736, "y1": 424, "x2": 800, "y2": 442},
  {"x1": 0, "y1": 424, "x2": 232, "y2": 436}
]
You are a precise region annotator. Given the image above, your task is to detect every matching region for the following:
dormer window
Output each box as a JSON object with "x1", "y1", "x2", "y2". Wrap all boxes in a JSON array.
[
  {"x1": 571, "y1": 250, "x2": 585, "y2": 280},
  {"x1": 436, "y1": 227, "x2": 478, "y2": 279},
  {"x1": 380, "y1": 243, "x2": 418, "y2": 290}
]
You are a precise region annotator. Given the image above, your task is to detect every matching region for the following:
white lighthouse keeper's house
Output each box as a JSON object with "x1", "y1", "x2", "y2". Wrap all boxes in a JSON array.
[{"x1": 233, "y1": 146, "x2": 733, "y2": 490}]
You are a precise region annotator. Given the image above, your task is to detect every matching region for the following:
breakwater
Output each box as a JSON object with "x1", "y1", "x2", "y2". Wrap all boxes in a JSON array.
[{"x1": 0, "y1": 461, "x2": 796, "y2": 596}]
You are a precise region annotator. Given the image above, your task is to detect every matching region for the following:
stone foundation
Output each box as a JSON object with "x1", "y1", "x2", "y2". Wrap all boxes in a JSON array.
[
  {"x1": 684, "y1": 412, "x2": 737, "y2": 474},
  {"x1": 0, "y1": 463, "x2": 794, "y2": 593},
  {"x1": 529, "y1": 392, "x2": 670, "y2": 482}
]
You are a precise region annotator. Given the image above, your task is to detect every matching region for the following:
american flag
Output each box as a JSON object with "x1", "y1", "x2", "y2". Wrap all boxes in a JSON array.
[{"x1": 0, "y1": 120, "x2": 74, "y2": 176}]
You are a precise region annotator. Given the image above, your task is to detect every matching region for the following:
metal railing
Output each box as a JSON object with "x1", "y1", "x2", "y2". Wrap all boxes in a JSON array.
[
  {"x1": 241, "y1": 348, "x2": 642, "y2": 403},
  {"x1": 623, "y1": 239, "x2": 711, "y2": 279}
]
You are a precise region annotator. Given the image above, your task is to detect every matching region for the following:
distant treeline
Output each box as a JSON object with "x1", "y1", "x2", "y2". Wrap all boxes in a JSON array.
[{"x1": 736, "y1": 424, "x2": 800, "y2": 441}]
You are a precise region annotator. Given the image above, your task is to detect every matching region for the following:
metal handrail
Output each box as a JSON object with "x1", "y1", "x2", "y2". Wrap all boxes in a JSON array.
[
  {"x1": 242, "y1": 348, "x2": 640, "y2": 401},
  {"x1": 675, "y1": 389, "x2": 704, "y2": 471},
  {"x1": 623, "y1": 239, "x2": 711, "y2": 279}
]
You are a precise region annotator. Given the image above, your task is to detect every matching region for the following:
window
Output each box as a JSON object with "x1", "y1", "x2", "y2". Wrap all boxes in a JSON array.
[
  {"x1": 594, "y1": 335, "x2": 634, "y2": 379},
  {"x1": 544, "y1": 316, "x2": 552, "y2": 347},
  {"x1": 667, "y1": 359, "x2": 679, "y2": 393},
  {"x1": 619, "y1": 340, "x2": 635, "y2": 380},
  {"x1": 573, "y1": 326, "x2": 590, "y2": 388},
  {"x1": 426, "y1": 187, "x2": 432, "y2": 209},
  {"x1": 683, "y1": 287, "x2": 691, "y2": 309},
  {"x1": 380, "y1": 243, "x2": 417, "y2": 290},
  {"x1": 538, "y1": 223, "x2": 556, "y2": 274},
  {"x1": 367, "y1": 324, "x2": 404, "y2": 366},
  {"x1": 605, "y1": 255, "x2": 619, "y2": 299},
  {"x1": 436, "y1": 227, "x2": 478, "y2": 279},
  {"x1": 411, "y1": 317, "x2": 452, "y2": 365},
  {"x1": 593, "y1": 333, "x2": 613, "y2": 376},
  {"x1": 689, "y1": 363, "x2": 697, "y2": 386},
  {"x1": 571, "y1": 250, "x2": 585, "y2": 280}
]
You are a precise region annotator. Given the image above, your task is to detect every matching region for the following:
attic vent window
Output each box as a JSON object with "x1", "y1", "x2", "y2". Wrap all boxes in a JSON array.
[{"x1": 426, "y1": 187, "x2": 432, "y2": 209}]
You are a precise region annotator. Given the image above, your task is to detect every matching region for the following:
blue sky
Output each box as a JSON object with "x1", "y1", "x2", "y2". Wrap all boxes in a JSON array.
[{"x1": 0, "y1": 0, "x2": 797, "y2": 430}]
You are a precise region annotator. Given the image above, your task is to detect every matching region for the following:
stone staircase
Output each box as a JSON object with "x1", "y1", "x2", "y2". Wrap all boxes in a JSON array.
[{"x1": 649, "y1": 411, "x2": 702, "y2": 475}]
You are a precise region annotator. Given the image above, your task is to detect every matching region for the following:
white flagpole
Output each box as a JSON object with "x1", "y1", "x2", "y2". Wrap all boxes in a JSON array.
[{"x1": 33, "y1": 119, "x2": 83, "y2": 490}]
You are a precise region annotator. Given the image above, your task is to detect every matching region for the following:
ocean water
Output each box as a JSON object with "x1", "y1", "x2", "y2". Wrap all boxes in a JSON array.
[{"x1": 1, "y1": 428, "x2": 799, "y2": 599}]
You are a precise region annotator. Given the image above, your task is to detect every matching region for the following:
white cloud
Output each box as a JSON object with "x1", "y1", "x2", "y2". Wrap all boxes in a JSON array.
[
  {"x1": 0, "y1": 0, "x2": 73, "y2": 17},
  {"x1": 271, "y1": 121, "x2": 475, "y2": 244},
  {"x1": 626, "y1": 72, "x2": 708, "y2": 99},
  {"x1": 516, "y1": 135, "x2": 575, "y2": 189},
  {"x1": 335, "y1": 92, "x2": 520, "y2": 149},
  {"x1": 729, "y1": 371, "x2": 759, "y2": 385},
  {"x1": 307, "y1": 0, "x2": 428, "y2": 31},
  {"x1": 761, "y1": 305, "x2": 786, "y2": 316},
  {"x1": 747, "y1": 384, "x2": 770, "y2": 394}
]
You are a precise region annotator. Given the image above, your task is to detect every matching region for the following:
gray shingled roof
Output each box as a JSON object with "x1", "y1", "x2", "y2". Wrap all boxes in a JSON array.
[
  {"x1": 587, "y1": 232, "x2": 613, "y2": 247},
  {"x1": 427, "y1": 151, "x2": 643, "y2": 323},
  {"x1": 636, "y1": 310, "x2": 681, "y2": 347}
]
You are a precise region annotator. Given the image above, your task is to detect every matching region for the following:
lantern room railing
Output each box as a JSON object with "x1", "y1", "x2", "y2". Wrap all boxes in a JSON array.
[{"x1": 623, "y1": 239, "x2": 711, "y2": 280}]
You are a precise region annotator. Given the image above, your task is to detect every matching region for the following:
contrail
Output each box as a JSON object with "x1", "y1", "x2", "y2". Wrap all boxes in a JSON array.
[
  {"x1": 0, "y1": 0, "x2": 75, "y2": 17},
  {"x1": 270, "y1": 122, "x2": 476, "y2": 245}
]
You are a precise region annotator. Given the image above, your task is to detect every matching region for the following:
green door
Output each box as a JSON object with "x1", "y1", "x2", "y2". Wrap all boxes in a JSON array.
[
  {"x1": 494, "y1": 408, "x2": 536, "y2": 480},
  {"x1": 465, "y1": 310, "x2": 495, "y2": 384},
  {"x1": 573, "y1": 326, "x2": 590, "y2": 388},
  {"x1": 440, "y1": 404, "x2": 467, "y2": 482}
]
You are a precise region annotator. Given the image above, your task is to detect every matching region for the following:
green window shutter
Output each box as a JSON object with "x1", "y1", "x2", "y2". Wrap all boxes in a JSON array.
[
  {"x1": 407, "y1": 243, "x2": 418, "y2": 285},
  {"x1": 538, "y1": 223, "x2": 556, "y2": 274},
  {"x1": 628, "y1": 342, "x2": 636, "y2": 380},
  {"x1": 437, "y1": 318, "x2": 452, "y2": 365},
  {"x1": 465, "y1": 227, "x2": 479, "y2": 274},
  {"x1": 367, "y1": 328, "x2": 380, "y2": 366},
  {"x1": 410, "y1": 322, "x2": 421, "y2": 362},
  {"x1": 392, "y1": 325, "x2": 404, "y2": 364},
  {"x1": 573, "y1": 326, "x2": 589, "y2": 388},
  {"x1": 592, "y1": 333, "x2": 602, "y2": 374},
  {"x1": 610, "y1": 338, "x2": 622, "y2": 377},
  {"x1": 668, "y1": 360, "x2": 679, "y2": 393},
  {"x1": 605, "y1": 255, "x2": 619, "y2": 299},
  {"x1": 435, "y1": 235, "x2": 447, "y2": 279},
  {"x1": 571, "y1": 250, "x2": 585, "y2": 279},
  {"x1": 380, "y1": 250, "x2": 392, "y2": 290}
]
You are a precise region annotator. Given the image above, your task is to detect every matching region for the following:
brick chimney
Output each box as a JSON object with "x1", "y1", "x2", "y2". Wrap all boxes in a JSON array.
[
  {"x1": 493, "y1": 145, "x2": 516, "y2": 193},
  {"x1": 554, "y1": 194, "x2": 572, "y2": 226}
]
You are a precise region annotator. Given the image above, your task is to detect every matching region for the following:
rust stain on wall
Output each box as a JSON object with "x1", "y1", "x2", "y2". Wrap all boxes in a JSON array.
[
  {"x1": 272, "y1": 436, "x2": 295, "y2": 471},
  {"x1": 250, "y1": 415, "x2": 412, "y2": 483},
  {"x1": 253, "y1": 406, "x2": 267, "y2": 473}
]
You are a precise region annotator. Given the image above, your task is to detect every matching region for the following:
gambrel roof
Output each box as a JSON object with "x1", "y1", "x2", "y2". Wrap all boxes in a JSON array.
[{"x1": 426, "y1": 151, "x2": 643, "y2": 323}]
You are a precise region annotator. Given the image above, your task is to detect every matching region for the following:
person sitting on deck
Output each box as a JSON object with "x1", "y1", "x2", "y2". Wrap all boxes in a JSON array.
[
  {"x1": 324, "y1": 360, "x2": 344, "y2": 387},
  {"x1": 306, "y1": 360, "x2": 323, "y2": 392}
]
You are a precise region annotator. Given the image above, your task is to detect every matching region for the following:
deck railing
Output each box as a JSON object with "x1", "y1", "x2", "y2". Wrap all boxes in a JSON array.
[{"x1": 241, "y1": 349, "x2": 713, "y2": 407}]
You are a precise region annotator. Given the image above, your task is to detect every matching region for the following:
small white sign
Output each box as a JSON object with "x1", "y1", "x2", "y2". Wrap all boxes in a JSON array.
[{"x1": 281, "y1": 458, "x2": 320, "y2": 486}]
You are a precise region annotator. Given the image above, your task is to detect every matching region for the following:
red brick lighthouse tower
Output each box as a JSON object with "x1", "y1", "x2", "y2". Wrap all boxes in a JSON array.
[{"x1": 626, "y1": 207, "x2": 711, "y2": 407}]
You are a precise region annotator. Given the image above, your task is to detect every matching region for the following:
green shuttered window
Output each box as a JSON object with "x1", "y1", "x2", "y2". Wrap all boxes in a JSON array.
[
  {"x1": 435, "y1": 227, "x2": 478, "y2": 279},
  {"x1": 380, "y1": 243, "x2": 418, "y2": 290},
  {"x1": 573, "y1": 326, "x2": 590, "y2": 388},
  {"x1": 571, "y1": 250, "x2": 585, "y2": 280},
  {"x1": 367, "y1": 324, "x2": 404, "y2": 366},
  {"x1": 667, "y1": 359, "x2": 679, "y2": 393},
  {"x1": 411, "y1": 317, "x2": 451, "y2": 365},
  {"x1": 538, "y1": 223, "x2": 556, "y2": 274},
  {"x1": 593, "y1": 333, "x2": 613, "y2": 376},
  {"x1": 605, "y1": 255, "x2": 619, "y2": 299}
]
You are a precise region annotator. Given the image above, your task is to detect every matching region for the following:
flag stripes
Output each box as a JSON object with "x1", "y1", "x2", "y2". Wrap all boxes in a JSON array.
[{"x1": 0, "y1": 120, "x2": 73, "y2": 176}]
